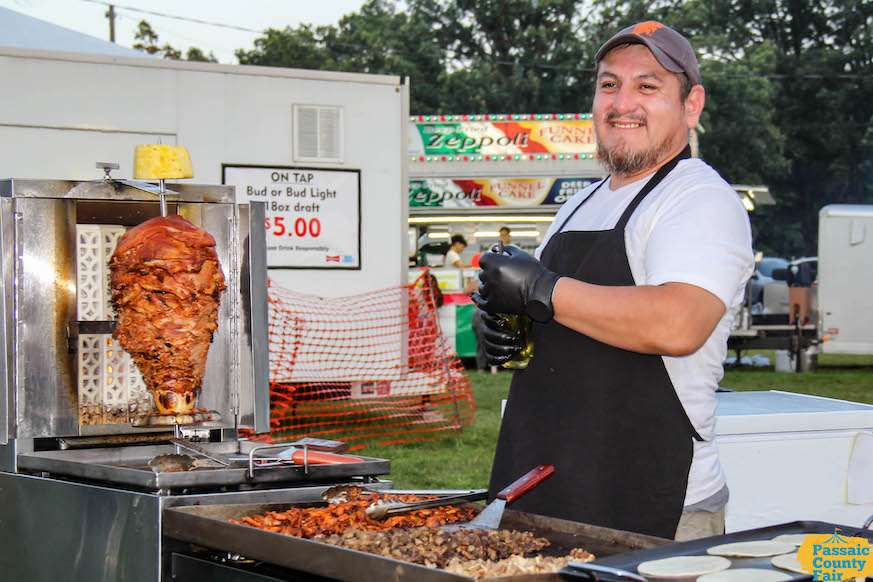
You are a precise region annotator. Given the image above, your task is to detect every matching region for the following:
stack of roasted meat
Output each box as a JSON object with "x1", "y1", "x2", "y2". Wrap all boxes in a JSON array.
[
  {"x1": 232, "y1": 491, "x2": 595, "y2": 578},
  {"x1": 110, "y1": 215, "x2": 226, "y2": 418}
]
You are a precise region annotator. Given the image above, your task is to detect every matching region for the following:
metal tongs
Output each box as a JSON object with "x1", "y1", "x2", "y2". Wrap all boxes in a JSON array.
[
  {"x1": 147, "y1": 437, "x2": 234, "y2": 473},
  {"x1": 364, "y1": 489, "x2": 488, "y2": 520},
  {"x1": 169, "y1": 437, "x2": 234, "y2": 467}
]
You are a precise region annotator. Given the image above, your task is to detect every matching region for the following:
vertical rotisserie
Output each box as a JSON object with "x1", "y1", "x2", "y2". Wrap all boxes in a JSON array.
[{"x1": 109, "y1": 215, "x2": 226, "y2": 416}]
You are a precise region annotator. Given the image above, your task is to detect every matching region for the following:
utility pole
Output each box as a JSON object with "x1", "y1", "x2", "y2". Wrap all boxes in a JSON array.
[{"x1": 105, "y1": 4, "x2": 116, "y2": 43}]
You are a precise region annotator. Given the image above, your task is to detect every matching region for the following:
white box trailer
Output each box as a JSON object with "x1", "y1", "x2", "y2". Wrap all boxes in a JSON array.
[
  {"x1": 818, "y1": 204, "x2": 873, "y2": 354},
  {"x1": 0, "y1": 46, "x2": 409, "y2": 296}
]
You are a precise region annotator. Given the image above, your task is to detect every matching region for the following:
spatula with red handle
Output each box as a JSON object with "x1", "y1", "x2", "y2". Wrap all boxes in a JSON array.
[{"x1": 442, "y1": 463, "x2": 555, "y2": 531}]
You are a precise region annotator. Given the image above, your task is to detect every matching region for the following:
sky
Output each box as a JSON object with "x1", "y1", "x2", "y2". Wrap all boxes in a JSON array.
[{"x1": 1, "y1": 0, "x2": 370, "y2": 63}]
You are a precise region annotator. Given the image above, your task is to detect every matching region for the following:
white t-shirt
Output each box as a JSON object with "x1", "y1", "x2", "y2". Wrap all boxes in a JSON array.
[
  {"x1": 444, "y1": 249, "x2": 462, "y2": 267},
  {"x1": 537, "y1": 158, "x2": 754, "y2": 507}
]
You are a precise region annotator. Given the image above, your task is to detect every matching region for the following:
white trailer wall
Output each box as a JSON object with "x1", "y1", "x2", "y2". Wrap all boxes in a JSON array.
[
  {"x1": 0, "y1": 47, "x2": 409, "y2": 296},
  {"x1": 818, "y1": 204, "x2": 873, "y2": 354}
]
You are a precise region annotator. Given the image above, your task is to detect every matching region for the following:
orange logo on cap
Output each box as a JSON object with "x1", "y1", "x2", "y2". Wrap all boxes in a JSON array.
[{"x1": 633, "y1": 21, "x2": 665, "y2": 36}]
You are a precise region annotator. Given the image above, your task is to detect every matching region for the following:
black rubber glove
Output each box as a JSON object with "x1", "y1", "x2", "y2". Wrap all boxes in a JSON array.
[
  {"x1": 480, "y1": 310, "x2": 522, "y2": 365},
  {"x1": 471, "y1": 245, "x2": 560, "y2": 323}
]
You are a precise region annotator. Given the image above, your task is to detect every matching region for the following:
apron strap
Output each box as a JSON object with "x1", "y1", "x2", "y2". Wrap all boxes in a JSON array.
[
  {"x1": 555, "y1": 144, "x2": 692, "y2": 234},
  {"x1": 555, "y1": 180, "x2": 606, "y2": 234},
  {"x1": 615, "y1": 145, "x2": 692, "y2": 230}
]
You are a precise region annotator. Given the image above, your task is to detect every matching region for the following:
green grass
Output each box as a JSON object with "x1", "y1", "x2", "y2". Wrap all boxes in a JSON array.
[
  {"x1": 723, "y1": 351, "x2": 873, "y2": 404},
  {"x1": 360, "y1": 353, "x2": 873, "y2": 489},
  {"x1": 359, "y1": 370, "x2": 509, "y2": 489}
]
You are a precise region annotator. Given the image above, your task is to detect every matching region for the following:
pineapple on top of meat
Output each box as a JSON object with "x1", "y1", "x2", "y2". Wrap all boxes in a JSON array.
[
  {"x1": 109, "y1": 214, "x2": 226, "y2": 415},
  {"x1": 133, "y1": 144, "x2": 194, "y2": 180}
]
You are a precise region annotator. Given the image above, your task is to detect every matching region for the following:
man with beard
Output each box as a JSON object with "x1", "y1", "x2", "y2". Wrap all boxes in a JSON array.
[{"x1": 473, "y1": 22, "x2": 754, "y2": 540}]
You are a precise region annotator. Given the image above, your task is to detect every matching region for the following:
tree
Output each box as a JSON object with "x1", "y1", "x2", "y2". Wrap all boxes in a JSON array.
[
  {"x1": 433, "y1": 0, "x2": 589, "y2": 112},
  {"x1": 235, "y1": 24, "x2": 337, "y2": 70},
  {"x1": 132, "y1": 20, "x2": 217, "y2": 63},
  {"x1": 235, "y1": 1, "x2": 446, "y2": 112},
  {"x1": 331, "y1": 0, "x2": 447, "y2": 112},
  {"x1": 232, "y1": 1, "x2": 592, "y2": 113},
  {"x1": 185, "y1": 47, "x2": 218, "y2": 63},
  {"x1": 686, "y1": 0, "x2": 873, "y2": 256},
  {"x1": 228, "y1": 0, "x2": 873, "y2": 257}
]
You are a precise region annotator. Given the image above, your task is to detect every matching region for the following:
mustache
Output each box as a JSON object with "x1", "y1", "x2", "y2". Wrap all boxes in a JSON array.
[{"x1": 604, "y1": 112, "x2": 646, "y2": 124}]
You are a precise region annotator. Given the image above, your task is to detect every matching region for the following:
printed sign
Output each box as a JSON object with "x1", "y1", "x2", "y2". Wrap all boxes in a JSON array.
[
  {"x1": 797, "y1": 530, "x2": 873, "y2": 580},
  {"x1": 223, "y1": 165, "x2": 361, "y2": 269},
  {"x1": 409, "y1": 177, "x2": 597, "y2": 208},
  {"x1": 409, "y1": 120, "x2": 597, "y2": 156}
]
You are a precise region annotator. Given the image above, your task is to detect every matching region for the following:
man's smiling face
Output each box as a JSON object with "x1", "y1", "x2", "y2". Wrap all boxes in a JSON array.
[{"x1": 593, "y1": 43, "x2": 703, "y2": 184}]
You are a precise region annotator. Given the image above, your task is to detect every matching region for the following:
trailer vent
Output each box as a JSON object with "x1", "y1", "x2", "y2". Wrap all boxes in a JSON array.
[{"x1": 293, "y1": 105, "x2": 343, "y2": 163}]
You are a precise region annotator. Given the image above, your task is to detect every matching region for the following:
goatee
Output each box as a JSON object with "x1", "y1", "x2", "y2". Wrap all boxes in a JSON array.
[
  {"x1": 596, "y1": 137, "x2": 675, "y2": 178},
  {"x1": 595, "y1": 111, "x2": 683, "y2": 178}
]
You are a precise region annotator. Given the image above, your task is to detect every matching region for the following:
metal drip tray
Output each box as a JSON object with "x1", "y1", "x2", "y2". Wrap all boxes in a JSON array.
[{"x1": 17, "y1": 442, "x2": 389, "y2": 491}]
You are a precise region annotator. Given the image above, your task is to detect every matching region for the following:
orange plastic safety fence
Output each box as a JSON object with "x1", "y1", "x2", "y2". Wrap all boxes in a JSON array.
[{"x1": 244, "y1": 272, "x2": 475, "y2": 449}]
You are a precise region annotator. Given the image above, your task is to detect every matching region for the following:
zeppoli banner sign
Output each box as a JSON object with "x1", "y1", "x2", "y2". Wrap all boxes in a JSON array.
[
  {"x1": 409, "y1": 177, "x2": 599, "y2": 208},
  {"x1": 409, "y1": 119, "x2": 597, "y2": 156},
  {"x1": 223, "y1": 165, "x2": 361, "y2": 269}
]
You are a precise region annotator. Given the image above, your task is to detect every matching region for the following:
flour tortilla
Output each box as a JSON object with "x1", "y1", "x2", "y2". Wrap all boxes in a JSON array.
[
  {"x1": 697, "y1": 568, "x2": 794, "y2": 582},
  {"x1": 637, "y1": 555, "x2": 731, "y2": 578},
  {"x1": 706, "y1": 540, "x2": 796, "y2": 558},
  {"x1": 771, "y1": 533, "x2": 815, "y2": 546},
  {"x1": 771, "y1": 551, "x2": 806, "y2": 574}
]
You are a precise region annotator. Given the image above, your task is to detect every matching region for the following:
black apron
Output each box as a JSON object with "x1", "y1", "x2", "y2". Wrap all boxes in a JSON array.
[{"x1": 488, "y1": 147, "x2": 701, "y2": 539}]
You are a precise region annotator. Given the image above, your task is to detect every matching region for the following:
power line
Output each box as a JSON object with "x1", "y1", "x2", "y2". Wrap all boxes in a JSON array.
[
  {"x1": 80, "y1": 0, "x2": 263, "y2": 34},
  {"x1": 77, "y1": 0, "x2": 873, "y2": 80},
  {"x1": 115, "y1": 12, "x2": 223, "y2": 53}
]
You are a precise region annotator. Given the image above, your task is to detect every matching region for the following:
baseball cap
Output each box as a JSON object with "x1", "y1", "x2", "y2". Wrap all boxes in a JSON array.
[{"x1": 595, "y1": 21, "x2": 701, "y2": 86}]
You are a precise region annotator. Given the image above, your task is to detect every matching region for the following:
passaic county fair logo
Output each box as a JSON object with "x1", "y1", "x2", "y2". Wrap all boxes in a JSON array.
[{"x1": 797, "y1": 529, "x2": 873, "y2": 580}]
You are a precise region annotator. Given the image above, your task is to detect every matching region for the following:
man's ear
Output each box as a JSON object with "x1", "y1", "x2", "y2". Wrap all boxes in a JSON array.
[{"x1": 685, "y1": 85, "x2": 705, "y2": 128}]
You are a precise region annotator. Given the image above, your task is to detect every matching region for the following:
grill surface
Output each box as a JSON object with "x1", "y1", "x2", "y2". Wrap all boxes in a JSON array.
[{"x1": 163, "y1": 501, "x2": 669, "y2": 582}]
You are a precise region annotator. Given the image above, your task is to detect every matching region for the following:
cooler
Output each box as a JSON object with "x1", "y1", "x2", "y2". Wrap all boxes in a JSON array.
[{"x1": 716, "y1": 390, "x2": 873, "y2": 531}]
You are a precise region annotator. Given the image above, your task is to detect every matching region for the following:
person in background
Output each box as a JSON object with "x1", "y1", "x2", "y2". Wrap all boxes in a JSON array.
[
  {"x1": 473, "y1": 21, "x2": 754, "y2": 541},
  {"x1": 463, "y1": 254, "x2": 490, "y2": 371},
  {"x1": 444, "y1": 234, "x2": 471, "y2": 268},
  {"x1": 498, "y1": 226, "x2": 512, "y2": 246}
]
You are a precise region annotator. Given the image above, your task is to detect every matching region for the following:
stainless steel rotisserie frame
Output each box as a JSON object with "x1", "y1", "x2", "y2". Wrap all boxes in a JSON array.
[
  {"x1": 0, "y1": 178, "x2": 315, "y2": 582},
  {"x1": 0, "y1": 178, "x2": 270, "y2": 447}
]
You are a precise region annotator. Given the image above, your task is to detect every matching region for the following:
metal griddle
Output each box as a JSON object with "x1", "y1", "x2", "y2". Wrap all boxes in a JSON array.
[
  {"x1": 569, "y1": 520, "x2": 873, "y2": 581},
  {"x1": 163, "y1": 501, "x2": 670, "y2": 582},
  {"x1": 17, "y1": 442, "x2": 389, "y2": 491}
]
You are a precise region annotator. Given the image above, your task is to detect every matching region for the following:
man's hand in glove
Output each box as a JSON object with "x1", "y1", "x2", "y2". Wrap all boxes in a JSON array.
[
  {"x1": 471, "y1": 245, "x2": 561, "y2": 323},
  {"x1": 480, "y1": 311, "x2": 522, "y2": 366}
]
